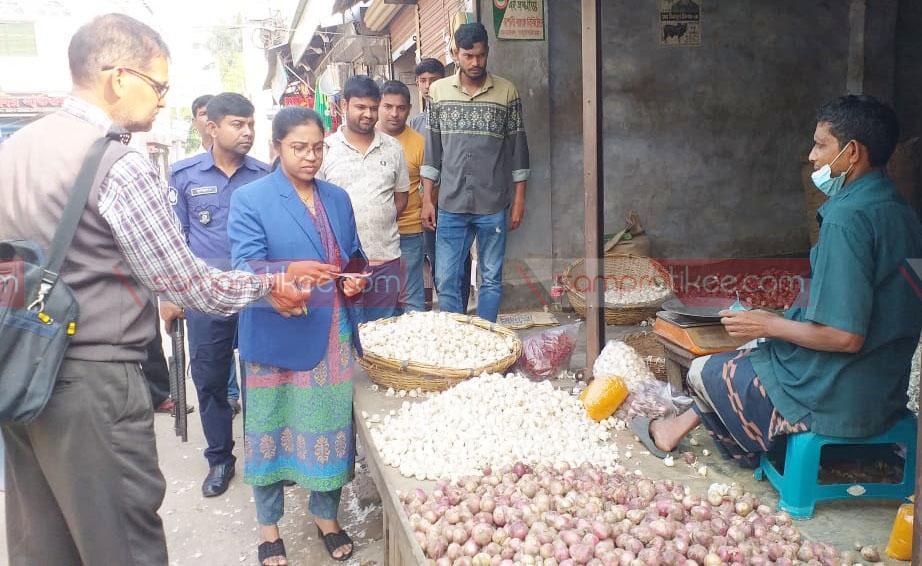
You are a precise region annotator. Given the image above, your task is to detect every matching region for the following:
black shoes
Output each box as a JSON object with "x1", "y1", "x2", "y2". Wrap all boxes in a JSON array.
[{"x1": 202, "y1": 462, "x2": 235, "y2": 497}]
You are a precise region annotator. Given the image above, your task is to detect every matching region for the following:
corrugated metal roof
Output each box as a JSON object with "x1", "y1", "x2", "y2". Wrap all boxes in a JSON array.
[
  {"x1": 418, "y1": 0, "x2": 465, "y2": 62},
  {"x1": 388, "y1": 4, "x2": 416, "y2": 52}
]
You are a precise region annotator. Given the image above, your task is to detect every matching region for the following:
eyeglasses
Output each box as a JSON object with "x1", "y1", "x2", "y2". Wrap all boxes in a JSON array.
[
  {"x1": 287, "y1": 142, "x2": 326, "y2": 159},
  {"x1": 102, "y1": 66, "x2": 170, "y2": 100}
]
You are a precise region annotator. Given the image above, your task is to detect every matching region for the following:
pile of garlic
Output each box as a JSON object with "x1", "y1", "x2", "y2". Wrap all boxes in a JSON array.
[
  {"x1": 360, "y1": 312, "x2": 518, "y2": 369},
  {"x1": 591, "y1": 340, "x2": 656, "y2": 390},
  {"x1": 368, "y1": 373, "x2": 621, "y2": 480},
  {"x1": 603, "y1": 283, "x2": 670, "y2": 305},
  {"x1": 908, "y1": 339, "x2": 920, "y2": 413}
]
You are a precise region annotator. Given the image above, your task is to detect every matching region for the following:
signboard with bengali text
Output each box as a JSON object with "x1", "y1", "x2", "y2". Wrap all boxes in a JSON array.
[
  {"x1": 493, "y1": 0, "x2": 545, "y2": 41},
  {"x1": 0, "y1": 94, "x2": 65, "y2": 114}
]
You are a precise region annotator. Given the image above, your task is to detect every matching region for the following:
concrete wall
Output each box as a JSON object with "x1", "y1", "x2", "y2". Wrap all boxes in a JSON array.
[
  {"x1": 470, "y1": 0, "x2": 916, "y2": 310},
  {"x1": 895, "y1": 0, "x2": 922, "y2": 140},
  {"x1": 477, "y1": 0, "x2": 554, "y2": 307},
  {"x1": 549, "y1": 0, "x2": 855, "y2": 265}
]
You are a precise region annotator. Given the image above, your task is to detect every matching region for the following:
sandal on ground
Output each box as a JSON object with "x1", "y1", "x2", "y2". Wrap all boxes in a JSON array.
[
  {"x1": 316, "y1": 525, "x2": 354, "y2": 561},
  {"x1": 629, "y1": 416, "x2": 670, "y2": 459},
  {"x1": 257, "y1": 538, "x2": 287, "y2": 565}
]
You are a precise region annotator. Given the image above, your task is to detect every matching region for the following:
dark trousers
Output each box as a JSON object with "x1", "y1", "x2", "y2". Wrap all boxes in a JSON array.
[
  {"x1": 2, "y1": 360, "x2": 167, "y2": 565},
  {"x1": 423, "y1": 227, "x2": 472, "y2": 311},
  {"x1": 186, "y1": 311, "x2": 238, "y2": 467},
  {"x1": 360, "y1": 258, "x2": 402, "y2": 322},
  {"x1": 142, "y1": 316, "x2": 171, "y2": 407}
]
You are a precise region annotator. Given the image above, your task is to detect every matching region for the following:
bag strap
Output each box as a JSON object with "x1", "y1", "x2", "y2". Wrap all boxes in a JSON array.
[
  {"x1": 25, "y1": 130, "x2": 128, "y2": 311},
  {"x1": 45, "y1": 131, "x2": 125, "y2": 278}
]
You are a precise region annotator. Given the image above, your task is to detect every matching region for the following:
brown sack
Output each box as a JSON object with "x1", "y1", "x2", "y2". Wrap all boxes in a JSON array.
[{"x1": 605, "y1": 211, "x2": 652, "y2": 256}]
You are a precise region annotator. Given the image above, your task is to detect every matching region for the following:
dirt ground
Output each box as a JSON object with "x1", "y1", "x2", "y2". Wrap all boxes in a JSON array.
[{"x1": 153, "y1": 402, "x2": 385, "y2": 566}]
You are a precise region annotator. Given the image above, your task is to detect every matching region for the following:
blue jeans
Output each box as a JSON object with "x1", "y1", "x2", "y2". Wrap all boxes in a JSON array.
[
  {"x1": 435, "y1": 209, "x2": 507, "y2": 322},
  {"x1": 399, "y1": 233, "x2": 425, "y2": 313},
  {"x1": 253, "y1": 483, "x2": 342, "y2": 525},
  {"x1": 227, "y1": 364, "x2": 239, "y2": 400},
  {"x1": 424, "y1": 222, "x2": 472, "y2": 311}
]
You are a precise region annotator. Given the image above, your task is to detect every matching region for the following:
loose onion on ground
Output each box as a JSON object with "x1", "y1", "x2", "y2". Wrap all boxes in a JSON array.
[{"x1": 401, "y1": 463, "x2": 850, "y2": 565}]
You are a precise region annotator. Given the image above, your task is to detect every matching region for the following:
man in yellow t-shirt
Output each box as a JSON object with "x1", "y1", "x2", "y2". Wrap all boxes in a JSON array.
[{"x1": 379, "y1": 80, "x2": 426, "y2": 311}]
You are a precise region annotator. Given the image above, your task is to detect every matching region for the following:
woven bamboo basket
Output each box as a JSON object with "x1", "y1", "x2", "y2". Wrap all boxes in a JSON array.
[
  {"x1": 563, "y1": 254, "x2": 673, "y2": 325},
  {"x1": 622, "y1": 330, "x2": 667, "y2": 381},
  {"x1": 357, "y1": 313, "x2": 523, "y2": 392}
]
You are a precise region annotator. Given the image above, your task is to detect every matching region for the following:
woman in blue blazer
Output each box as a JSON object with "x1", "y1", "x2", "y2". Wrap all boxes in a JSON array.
[{"x1": 228, "y1": 107, "x2": 368, "y2": 564}]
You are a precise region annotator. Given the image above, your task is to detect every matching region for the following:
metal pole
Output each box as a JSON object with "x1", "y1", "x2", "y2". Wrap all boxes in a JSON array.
[{"x1": 582, "y1": 0, "x2": 605, "y2": 373}]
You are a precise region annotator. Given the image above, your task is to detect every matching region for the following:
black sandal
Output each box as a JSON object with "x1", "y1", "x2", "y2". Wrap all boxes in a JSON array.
[
  {"x1": 316, "y1": 525, "x2": 354, "y2": 561},
  {"x1": 257, "y1": 538, "x2": 287, "y2": 565},
  {"x1": 629, "y1": 416, "x2": 671, "y2": 459}
]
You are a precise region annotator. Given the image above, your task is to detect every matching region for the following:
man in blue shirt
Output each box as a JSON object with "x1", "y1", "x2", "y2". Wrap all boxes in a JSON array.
[
  {"x1": 634, "y1": 95, "x2": 922, "y2": 466},
  {"x1": 164, "y1": 93, "x2": 269, "y2": 496}
]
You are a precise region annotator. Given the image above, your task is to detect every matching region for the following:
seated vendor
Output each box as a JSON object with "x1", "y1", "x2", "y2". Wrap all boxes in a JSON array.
[{"x1": 633, "y1": 95, "x2": 922, "y2": 467}]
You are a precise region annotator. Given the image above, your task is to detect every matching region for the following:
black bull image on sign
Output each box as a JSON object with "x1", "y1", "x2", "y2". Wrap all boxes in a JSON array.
[{"x1": 663, "y1": 22, "x2": 688, "y2": 41}]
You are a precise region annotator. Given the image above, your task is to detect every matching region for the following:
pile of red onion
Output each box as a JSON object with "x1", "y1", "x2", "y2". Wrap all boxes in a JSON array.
[{"x1": 400, "y1": 462, "x2": 849, "y2": 566}]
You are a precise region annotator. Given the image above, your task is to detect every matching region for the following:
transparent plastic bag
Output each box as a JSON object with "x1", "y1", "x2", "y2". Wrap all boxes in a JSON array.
[
  {"x1": 592, "y1": 339, "x2": 656, "y2": 390},
  {"x1": 593, "y1": 338, "x2": 693, "y2": 419},
  {"x1": 514, "y1": 322, "x2": 581, "y2": 380},
  {"x1": 618, "y1": 379, "x2": 694, "y2": 420}
]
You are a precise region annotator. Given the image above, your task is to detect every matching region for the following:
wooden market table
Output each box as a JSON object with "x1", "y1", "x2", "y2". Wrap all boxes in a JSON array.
[
  {"x1": 353, "y1": 370, "x2": 430, "y2": 566},
  {"x1": 352, "y1": 369, "x2": 591, "y2": 565}
]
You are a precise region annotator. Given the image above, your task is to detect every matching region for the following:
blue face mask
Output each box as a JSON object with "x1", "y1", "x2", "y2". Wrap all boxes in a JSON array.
[{"x1": 811, "y1": 141, "x2": 854, "y2": 197}]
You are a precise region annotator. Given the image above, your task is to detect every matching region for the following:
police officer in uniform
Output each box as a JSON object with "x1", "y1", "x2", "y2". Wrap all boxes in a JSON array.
[{"x1": 165, "y1": 93, "x2": 269, "y2": 497}]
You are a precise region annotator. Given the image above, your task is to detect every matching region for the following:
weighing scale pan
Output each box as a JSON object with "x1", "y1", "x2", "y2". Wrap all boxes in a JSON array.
[{"x1": 661, "y1": 298, "x2": 730, "y2": 321}]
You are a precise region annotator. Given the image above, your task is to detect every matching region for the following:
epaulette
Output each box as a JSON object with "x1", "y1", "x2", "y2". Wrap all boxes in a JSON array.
[{"x1": 170, "y1": 153, "x2": 204, "y2": 174}]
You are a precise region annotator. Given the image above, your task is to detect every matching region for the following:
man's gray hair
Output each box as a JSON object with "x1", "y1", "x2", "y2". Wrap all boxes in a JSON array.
[{"x1": 68, "y1": 13, "x2": 170, "y2": 87}]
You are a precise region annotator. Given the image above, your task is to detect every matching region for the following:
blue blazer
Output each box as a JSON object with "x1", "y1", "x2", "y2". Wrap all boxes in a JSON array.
[{"x1": 228, "y1": 169, "x2": 366, "y2": 371}]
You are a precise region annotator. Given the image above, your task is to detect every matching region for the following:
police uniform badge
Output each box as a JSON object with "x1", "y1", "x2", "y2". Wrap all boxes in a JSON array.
[
  {"x1": 168, "y1": 187, "x2": 178, "y2": 205},
  {"x1": 198, "y1": 209, "x2": 212, "y2": 225}
]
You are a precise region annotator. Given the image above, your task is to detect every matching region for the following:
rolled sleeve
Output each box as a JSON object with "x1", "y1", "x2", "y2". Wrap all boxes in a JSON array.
[
  {"x1": 420, "y1": 164, "x2": 441, "y2": 182},
  {"x1": 512, "y1": 169, "x2": 530, "y2": 183},
  {"x1": 803, "y1": 221, "x2": 873, "y2": 335}
]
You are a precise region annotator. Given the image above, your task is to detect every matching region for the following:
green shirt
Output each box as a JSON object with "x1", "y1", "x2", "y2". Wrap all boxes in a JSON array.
[
  {"x1": 421, "y1": 72, "x2": 530, "y2": 215},
  {"x1": 751, "y1": 170, "x2": 922, "y2": 437}
]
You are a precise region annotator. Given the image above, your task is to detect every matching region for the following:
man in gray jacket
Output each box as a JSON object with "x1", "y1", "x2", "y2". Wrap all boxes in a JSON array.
[{"x1": 0, "y1": 14, "x2": 321, "y2": 565}]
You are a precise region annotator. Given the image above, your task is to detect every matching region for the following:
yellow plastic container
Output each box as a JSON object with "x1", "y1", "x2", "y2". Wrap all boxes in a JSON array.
[
  {"x1": 581, "y1": 375, "x2": 629, "y2": 421},
  {"x1": 885, "y1": 501, "x2": 914, "y2": 561}
]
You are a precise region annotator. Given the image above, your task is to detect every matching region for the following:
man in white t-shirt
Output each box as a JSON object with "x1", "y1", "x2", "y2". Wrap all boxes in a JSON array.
[{"x1": 319, "y1": 75, "x2": 410, "y2": 321}]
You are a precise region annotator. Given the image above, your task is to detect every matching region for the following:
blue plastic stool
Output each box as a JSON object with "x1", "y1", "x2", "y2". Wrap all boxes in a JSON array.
[{"x1": 754, "y1": 412, "x2": 917, "y2": 519}]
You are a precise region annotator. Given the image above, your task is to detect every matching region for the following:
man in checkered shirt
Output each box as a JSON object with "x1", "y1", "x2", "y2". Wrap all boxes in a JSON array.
[{"x1": 0, "y1": 14, "x2": 329, "y2": 565}]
